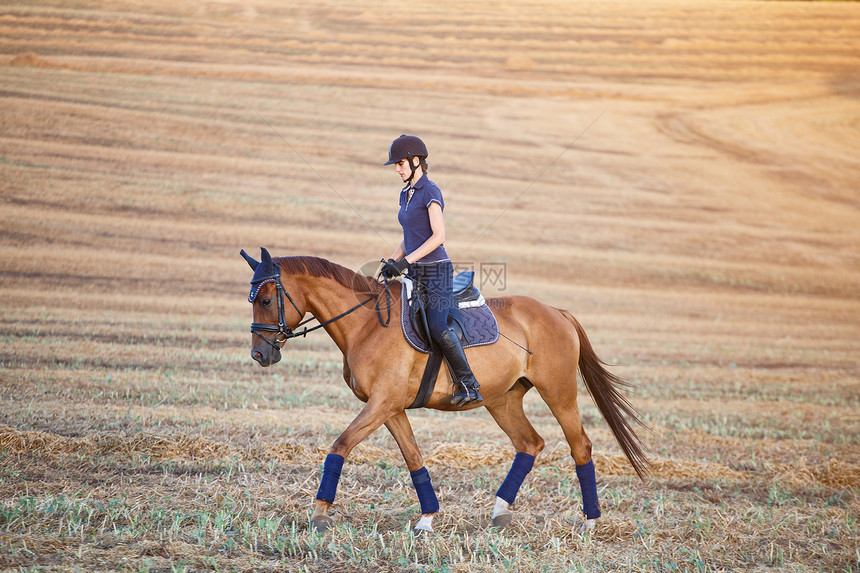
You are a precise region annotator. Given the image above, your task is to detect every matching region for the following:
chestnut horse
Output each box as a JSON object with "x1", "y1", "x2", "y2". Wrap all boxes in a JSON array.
[{"x1": 241, "y1": 247, "x2": 648, "y2": 534}]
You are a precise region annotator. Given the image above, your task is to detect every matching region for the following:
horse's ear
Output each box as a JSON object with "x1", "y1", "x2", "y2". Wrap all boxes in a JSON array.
[
  {"x1": 240, "y1": 249, "x2": 260, "y2": 271},
  {"x1": 260, "y1": 247, "x2": 273, "y2": 266},
  {"x1": 260, "y1": 247, "x2": 276, "y2": 274}
]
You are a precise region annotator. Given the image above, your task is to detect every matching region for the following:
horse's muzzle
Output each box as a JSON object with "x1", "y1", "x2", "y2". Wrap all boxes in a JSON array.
[{"x1": 252, "y1": 344, "x2": 281, "y2": 367}]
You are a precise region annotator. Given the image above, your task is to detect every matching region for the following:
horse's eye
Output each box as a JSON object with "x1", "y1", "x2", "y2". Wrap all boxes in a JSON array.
[{"x1": 261, "y1": 298, "x2": 272, "y2": 307}]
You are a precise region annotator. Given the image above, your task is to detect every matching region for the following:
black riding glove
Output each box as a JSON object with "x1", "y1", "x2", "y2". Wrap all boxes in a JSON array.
[{"x1": 382, "y1": 258, "x2": 410, "y2": 279}]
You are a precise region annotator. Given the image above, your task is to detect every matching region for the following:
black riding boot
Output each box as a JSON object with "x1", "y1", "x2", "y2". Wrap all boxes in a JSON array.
[{"x1": 438, "y1": 329, "x2": 483, "y2": 407}]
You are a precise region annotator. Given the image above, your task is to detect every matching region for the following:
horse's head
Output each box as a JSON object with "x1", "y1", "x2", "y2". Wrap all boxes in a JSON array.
[{"x1": 241, "y1": 247, "x2": 306, "y2": 367}]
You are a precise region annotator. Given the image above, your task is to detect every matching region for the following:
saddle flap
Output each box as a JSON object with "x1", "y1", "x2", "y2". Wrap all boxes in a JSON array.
[
  {"x1": 403, "y1": 277, "x2": 465, "y2": 350},
  {"x1": 410, "y1": 283, "x2": 433, "y2": 349}
]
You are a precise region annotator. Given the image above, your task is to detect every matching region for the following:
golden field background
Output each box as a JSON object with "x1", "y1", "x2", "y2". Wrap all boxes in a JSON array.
[{"x1": 1, "y1": 0, "x2": 859, "y2": 571}]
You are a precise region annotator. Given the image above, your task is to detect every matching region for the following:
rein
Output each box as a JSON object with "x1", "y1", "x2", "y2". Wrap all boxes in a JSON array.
[{"x1": 250, "y1": 269, "x2": 392, "y2": 350}]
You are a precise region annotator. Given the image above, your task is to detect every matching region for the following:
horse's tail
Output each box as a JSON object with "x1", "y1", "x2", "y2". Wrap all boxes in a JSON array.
[{"x1": 558, "y1": 309, "x2": 651, "y2": 480}]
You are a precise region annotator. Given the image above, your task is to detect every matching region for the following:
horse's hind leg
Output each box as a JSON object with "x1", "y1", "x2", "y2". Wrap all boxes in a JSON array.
[
  {"x1": 534, "y1": 382, "x2": 602, "y2": 528},
  {"x1": 485, "y1": 383, "x2": 545, "y2": 528}
]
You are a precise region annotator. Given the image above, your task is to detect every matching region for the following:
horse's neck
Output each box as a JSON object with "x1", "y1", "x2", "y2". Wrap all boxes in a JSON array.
[{"x1": 297, "y1": 274, "x2": 377, "y2": 352}]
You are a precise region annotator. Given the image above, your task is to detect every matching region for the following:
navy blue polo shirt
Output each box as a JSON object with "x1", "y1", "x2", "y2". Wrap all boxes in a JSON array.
[{"x1": 398, "y1": 174, "x2": 449, "y2": 263}]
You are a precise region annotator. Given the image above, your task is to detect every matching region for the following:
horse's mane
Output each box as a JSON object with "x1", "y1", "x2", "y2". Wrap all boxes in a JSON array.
[{"x1": 275, "y1": 256, "x2": 380, "y2": 295}]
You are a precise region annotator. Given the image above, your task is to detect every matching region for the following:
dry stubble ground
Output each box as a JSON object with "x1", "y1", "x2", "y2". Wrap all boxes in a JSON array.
[{"x1": 1, "y1": 0, "x2": 859, "y2": 571}]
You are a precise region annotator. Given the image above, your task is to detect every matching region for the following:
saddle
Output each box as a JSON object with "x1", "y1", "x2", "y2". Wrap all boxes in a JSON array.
[
  {"x1": 401, "y1": 271, "x2": 498, "y2": 351},
  {"x1": 400, "y1": 271, "x2": 500, "y2": 409},
  {"x1": 407, "y1": 271, "x2": 471, "y2": 347}
]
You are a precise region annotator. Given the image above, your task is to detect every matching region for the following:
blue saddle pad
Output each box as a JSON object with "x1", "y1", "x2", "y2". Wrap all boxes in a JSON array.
[{"x1": 399, "y1": 279, "x2": 499, "y2": 354}]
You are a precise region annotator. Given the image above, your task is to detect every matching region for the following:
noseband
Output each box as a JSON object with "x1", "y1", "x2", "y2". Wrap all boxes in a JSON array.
[{"x1": 250, "y1": 267, "x2": 391, "y2": 350}]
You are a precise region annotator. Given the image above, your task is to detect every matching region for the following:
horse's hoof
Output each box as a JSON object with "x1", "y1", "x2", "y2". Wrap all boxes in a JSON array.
[
  {"x1": 492, "y1": 513, "x2": 513, "y2": 528},
  {"x1": 413, "y1": 514, "x2": 434, "y2": 535},
  {"x1": 310, "y1": 517, "x2": 332, "y2": 532}
]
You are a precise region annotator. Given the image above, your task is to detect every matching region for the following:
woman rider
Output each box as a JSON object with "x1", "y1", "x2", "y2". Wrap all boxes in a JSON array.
[{"x1": 380, "y1": 135, "x2": 482, "y2": 407}]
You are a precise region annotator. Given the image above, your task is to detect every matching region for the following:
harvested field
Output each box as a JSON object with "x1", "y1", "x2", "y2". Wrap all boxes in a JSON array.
[{"x1": 1, "y1": 0, "x2": 859, "y2": 571}]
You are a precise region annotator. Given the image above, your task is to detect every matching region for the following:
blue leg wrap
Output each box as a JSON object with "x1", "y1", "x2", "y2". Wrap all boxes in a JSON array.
[
  {"x1": 410, "y1": 467, "x2": 440, "y2": 514},
  {"x1": 575, "y1": 460, "x2": 601, "y2": 519},
  {"x1": 316, "y1": 454, "x2": 345, "y2": 503},
  {"x1": 495, "y1": 452, "x2": 536, "y2": 505}
]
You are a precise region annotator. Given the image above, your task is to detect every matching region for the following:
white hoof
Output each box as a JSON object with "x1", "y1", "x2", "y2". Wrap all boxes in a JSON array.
[
  {"x1": 581, "y1": 517, "x2": 597, "y2": 533},
  {"x1": 414, "y1": 514, "x2": 434, "y2": 534},
  {"x1": 492, "y1": 496, "x2": 513, "y2": 528}
]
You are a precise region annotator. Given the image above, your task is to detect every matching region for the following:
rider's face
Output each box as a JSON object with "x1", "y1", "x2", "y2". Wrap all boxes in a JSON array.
[{"x1": 394, "y1": 158, "x2": 417, "y2": 182}]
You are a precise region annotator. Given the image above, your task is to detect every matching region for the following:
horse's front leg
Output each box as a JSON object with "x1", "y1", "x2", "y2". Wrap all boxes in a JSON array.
[
  {"x1": 384, "y1": 411, "x2": 438, "y2": 534},
  {"x1": 311, "y1": 397, "x2": 396, "y2": 532}
]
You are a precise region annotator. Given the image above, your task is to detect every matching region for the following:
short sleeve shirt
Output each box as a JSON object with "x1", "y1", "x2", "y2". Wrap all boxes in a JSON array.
[{"x1": 397, "y1": 174, "x2": 450, "y2": 264}]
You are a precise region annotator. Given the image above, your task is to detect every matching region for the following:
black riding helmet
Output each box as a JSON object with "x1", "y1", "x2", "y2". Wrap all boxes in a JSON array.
[{"x1": 384, "y1": 134, "x2": 427, "y2": 182}]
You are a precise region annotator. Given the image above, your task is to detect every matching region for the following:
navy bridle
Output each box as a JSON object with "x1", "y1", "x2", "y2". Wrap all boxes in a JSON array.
[{"x1": 249, "y1": 264, "x2": 392, "y2": 350}]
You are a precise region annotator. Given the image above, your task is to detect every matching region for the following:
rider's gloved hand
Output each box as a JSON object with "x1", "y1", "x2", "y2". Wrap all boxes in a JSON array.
[{"x1": 381, "y1": 258, "x2": 410, "y2": 279}]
